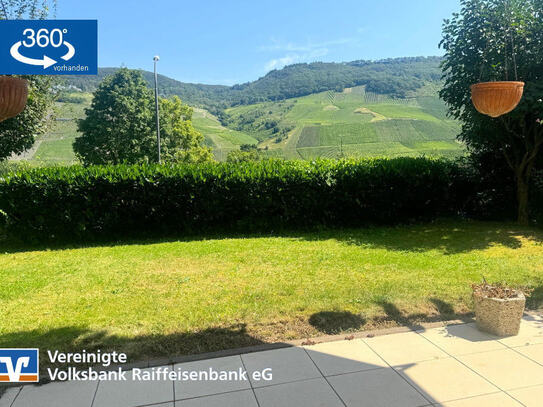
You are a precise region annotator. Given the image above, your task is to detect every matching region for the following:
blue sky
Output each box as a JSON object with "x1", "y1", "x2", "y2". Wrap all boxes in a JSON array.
[{"x1": 57, "y1": 0, "x2": 460, "y2": 85}]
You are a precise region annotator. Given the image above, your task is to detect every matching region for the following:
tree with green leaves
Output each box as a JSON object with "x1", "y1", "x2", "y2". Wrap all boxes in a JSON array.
[
  {"x1": 74, "y1": 68, "x2": 212, "y2": 165},
  {"x1": 0, "y1": 0, "x2": 55, "y2": 19},
  {"x1": 0, "y1": 0, "x2": 57, "y2": 161},
  {"x1": 159, "y1": 96, "x2": 212, "y2": 164},
  {"x1": 440, "y1": 0, "x2": 543, "y2": 224}
]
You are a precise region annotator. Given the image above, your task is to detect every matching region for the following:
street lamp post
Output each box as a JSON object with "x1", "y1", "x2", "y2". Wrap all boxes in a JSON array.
[{"x1": 153, "y1": 55, "x2": 161, "y2": 164}]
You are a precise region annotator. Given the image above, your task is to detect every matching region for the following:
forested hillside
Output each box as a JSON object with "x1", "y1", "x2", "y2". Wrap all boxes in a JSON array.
[
  {"x1": 28, "y1": 57, "x2": 458, "y2": 164},
  {"x1": 63, "y1": 68, "x2": 231, "y2": 112},
  {"x1": 63, "y1": 57, "x2": 442, "y2": 113}
]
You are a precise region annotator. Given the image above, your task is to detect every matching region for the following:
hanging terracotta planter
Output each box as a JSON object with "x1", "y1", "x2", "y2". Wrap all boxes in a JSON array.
[
  {"x1": 0, "y1": 76, "x2": 29, "y2": 123},
  {"x1": 471, "y1": 81, "x2": 525, "y2": 118}
]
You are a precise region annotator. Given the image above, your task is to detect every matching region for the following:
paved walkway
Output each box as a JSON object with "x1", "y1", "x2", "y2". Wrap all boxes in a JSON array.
[{"x1": 2, "y1": 314, "x2": 543, "y2": 407}]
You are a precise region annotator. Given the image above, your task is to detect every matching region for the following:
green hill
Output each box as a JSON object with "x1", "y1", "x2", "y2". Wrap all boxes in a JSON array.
[
  {"x1": 26, "y1": 93, "x2": 92, "y2": 164},
  {"x1": 19, "y1": 57, "x2": 460, "y2": 163},
  {"x1": 62, "y1": 57, "x2": 443, "y2": 114},
  {"x1": 225, "y1": 85, "x2": 463, "y2": 159},
  {"x1": 192, "y1": 108, "x2": 257, "y2": 161},
  {"x1": 17, "y1": 84, "x2": 462, "y2": 164},
  {"x1": 63, "y1": 68, "x2": 231, "y2": 114}
]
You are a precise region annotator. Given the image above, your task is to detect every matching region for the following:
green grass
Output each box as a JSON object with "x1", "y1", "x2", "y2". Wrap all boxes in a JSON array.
[{"x1": 1, "y1": 221, "x2": 541, "y2": 366}]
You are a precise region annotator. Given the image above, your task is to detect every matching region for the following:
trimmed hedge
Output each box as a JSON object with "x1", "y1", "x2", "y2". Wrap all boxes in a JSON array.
[{"x1": 0, "y1": 157, "x2": 488, "y2": 241}]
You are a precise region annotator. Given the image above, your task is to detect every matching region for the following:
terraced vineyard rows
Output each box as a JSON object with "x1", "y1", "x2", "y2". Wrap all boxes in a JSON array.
[
  {"x1": 17, "y1": 84, "x2": 462, "y2": 164},
  {"x1": 192, "y1": 108, "x2": 258, "y2": 161},
  {"x1": 226, "y1": 85, "x2": 463, "y2": 160}
]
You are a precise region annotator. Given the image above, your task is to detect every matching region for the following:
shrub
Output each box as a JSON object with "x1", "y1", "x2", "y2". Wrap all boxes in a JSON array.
[
  {"x1": 0, "y1": 157, "x2": 500, "y2": 242},
  {"x1": 56, "y1": 94, "x2": 87, "y2": 104},
  {"x1": 533, "y1": 169, "x2": 543, "y2": 225}
]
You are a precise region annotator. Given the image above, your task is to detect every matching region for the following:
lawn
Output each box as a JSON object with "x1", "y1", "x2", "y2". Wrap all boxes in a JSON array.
[{"x1": 1, "y1": 221, "x2": 542, "y2": 366}]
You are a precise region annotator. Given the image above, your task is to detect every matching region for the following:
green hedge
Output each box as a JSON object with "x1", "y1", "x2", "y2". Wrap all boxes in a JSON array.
[{"x1": 0, "y1": 158, "x2": 479, "y2": 241}]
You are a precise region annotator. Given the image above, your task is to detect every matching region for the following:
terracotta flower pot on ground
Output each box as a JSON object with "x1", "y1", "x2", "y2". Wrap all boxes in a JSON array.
[
  {"x1": 470, "y1": 81, "x2": 525, "y2": 118},
  {"x1": 0, "y1": 76, "x2": 29, "y2": 122},
  {"x1": 472, "y1": 283, "x2": 526, "y2": 336}
]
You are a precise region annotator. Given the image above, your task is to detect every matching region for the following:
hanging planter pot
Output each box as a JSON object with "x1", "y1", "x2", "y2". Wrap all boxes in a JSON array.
[
  {"x1": 0, "y1": 76, "x2": 29, "y2": 123},
  {"x1": 471, "y1": 81, "x2": 525, "y2": 118}
]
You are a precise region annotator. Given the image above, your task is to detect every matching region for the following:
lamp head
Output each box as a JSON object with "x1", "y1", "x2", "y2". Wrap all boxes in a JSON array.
[{"x1": 153, "y1": 55, "x2": 160, "y2": 62}]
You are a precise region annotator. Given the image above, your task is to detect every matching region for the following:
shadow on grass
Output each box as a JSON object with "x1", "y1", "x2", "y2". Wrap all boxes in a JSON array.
[
  {"x1": 0, "y1": 324, "x2": 267, "y2": 378},
  {"x1": 311, "y1": 222, "x2": 543, "y2": 255},
  {"x1": 373, "y1": 298, "x2": 473, "y2": 330},
  {"x1": 1, "y1": 220, "x2": 541, "y2": 256},
  {"x1": 527, "y1": 285, "x2": 543, "y2": 310},
  {"x1": 308, "y1": 311, "x2": 366, "y2": 334},
  {"x1": 307, "y1": 297, "x2": 477, "y2": 337}
]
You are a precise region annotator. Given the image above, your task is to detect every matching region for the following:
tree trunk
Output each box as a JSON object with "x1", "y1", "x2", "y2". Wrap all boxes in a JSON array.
[{"x1": 516, "y1": 172, "x2": 530, "y2": 225}]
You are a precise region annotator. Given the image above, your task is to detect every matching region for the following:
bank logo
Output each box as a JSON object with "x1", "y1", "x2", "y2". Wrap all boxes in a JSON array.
[{"x1": 0, "y1": 349, "x2": 39, "y2": 382}]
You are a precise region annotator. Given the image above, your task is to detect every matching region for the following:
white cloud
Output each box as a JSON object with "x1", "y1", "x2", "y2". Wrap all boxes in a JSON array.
[
  {"x1": 265, "y1": 55, "x2": 298, "y2": 71},
  {"x1": 260, "y1": 36, "x2": 359, "y2": 72},
  {"x1": 260, "y1": 37, "x2": 356, "y2": 53},
  {"x1": 263, "y1": 47, "x2": 330, "y2": 72}
]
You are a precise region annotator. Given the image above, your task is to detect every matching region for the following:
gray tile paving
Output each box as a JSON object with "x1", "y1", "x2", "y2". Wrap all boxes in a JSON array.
[
  {"x1": 417, "y1": 323, "x2": 507, "y2": 356},
  {"x1": 92, "y1": 367, "x2": 174, "y2": 407},
  {"x1": 507, "y1": 384, "x2": 543, "y2": 407},
  {"x1": 364, "y1": 330, "x2": 448, "y2": 366},
  {"x1": 254, "y1": 378, "x2": 344, "y2": 407},
  {"x1": 431, "y1": 392, "x2": 523, "y2": 406},
  {"x1": 241, "y1": 347, "x2": 322, "y2": 388},
  {"x1": 396, "y1": 357, "x2": 499, "y2": 403},
  {"x1": 176, "y1": 389, "x2": 258, "y2": 407},
  {"x1": 173, "y1": 355, "x2": 251, "y2": 401},
  {"x1": 136, "y1": 403, "x2": 173, "y2": 407},
  {"x1": 458, "y1": 348, "x2": 543, "y2": 390},
  {"x1": 513, "y1": 342, "x2": 543, "y2": 365},
  {"x1": 10, "y1": 381, "x2": 98, "y2": 407},
  {"x1": 327, "y1": 367, "x2": 430, "y2": 407},
  {"x1": 0, "y1": 387, "x2": 21, "y2": 407},
  {"x1": 305, "y1": 339, "x2": 387, "y2": 376},
  {"x1": 2, "y1": 315, "x2": 541, "y2": 407}
]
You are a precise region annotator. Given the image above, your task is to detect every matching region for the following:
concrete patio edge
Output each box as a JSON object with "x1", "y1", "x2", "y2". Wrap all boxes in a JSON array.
[
  {"x1": 102, "y1": 316, "x2": 478, "y2": 371},
  {"x1": 4, "y1": 308, "x2": 542, "y2": 390}
]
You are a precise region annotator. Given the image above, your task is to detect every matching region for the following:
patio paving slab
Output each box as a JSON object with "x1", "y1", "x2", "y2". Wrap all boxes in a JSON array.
[
  {"x1": 10, "y1": 380, "x2": 98, "y2": 407},
  {"x1": 93, "y1": 367, "x2": 174, "y2": 407},
  {"x1": 0, "y1": 388, "x2": 21, "y2": 407},
  {"x1": 396, "y1": 357, "x2": 499, "y2": 403},
  {"x1": 458, "y1": 348, "x2": 543, "y2": 390},
  {"x1": 432, "y1": 392, "x2": 522, "y2": 406},
  {"x1": 513, "y1": 343, "x2": 543, "y2": 365},
  {"x1": 173, "y1": 355, "x2": 251, "y2": 400},
  {"x1": 254, "y1": 378, "x2": 344, "y2": 407},
  {"x1": 175, "y1": 389, "x2": 258, "y2": 407},
  {"x1": 305, "y1": 339, "x2": 387, "y2": 376},
  {"x1": 418, "y1": 323, "x2": 507, "y2": 356},
  {"x1": 241, "y1": 347, "x2": 321, "y2": 388},
  {"x1": 497, "y1": 317, "x2": 543, "y2": 347},
  {"x1": 1, "y1": 314, "x2": 541, "y2": 407},
  {"x1": 364, "y1": 331, "x2": 448, "y2": 366},
  {"x1": 327, "y1": 367, "x2": 430, "y2": 407},
  {"x1": 507, "y1": 384, "x2": 543, "y2": 407}
]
